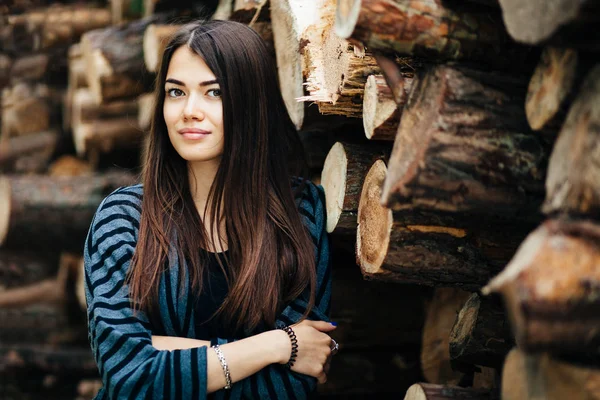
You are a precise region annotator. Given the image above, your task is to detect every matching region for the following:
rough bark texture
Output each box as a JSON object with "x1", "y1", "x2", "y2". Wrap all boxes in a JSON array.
[
  {"x1": 336, "y1": 0, "x2": 535, "y2": 71},
  {"x1": 0, "y1": 345, "x2": 97, "y2": 375},
  {"x1": 1, "y1": 82, "x2": 52, "y2": 138},
  {"x1": 10, "y1": 54, "x2": 49, "y2": 81},
  {"x1": 72, "y1": 88, "x2": 139, "y2": 129},
  {"x1": 483, "y1": 219, "x2": 600, "y2": 355},
  {"x1": 543, "y1": 66, "x2": 600, "y2": 218},
  {"x1": 498, "y1": 0, "x2": 600, "y2": 50},
  {"x1": 143, "y1": 24, "x2": 182, "y2": 73},
  {"x1": 230, "y1": 0, "x2": 269, "y2": 23},
  {"x1": 0, "y1": 130, "x2": 59, "y2": 173},
  {"x1": 449, "y1": 293, "x2": 514, "y2": 370},
  {"x1": 137, "y1": 92, "x2": 154, "y2": 132},
  {"x1": 0, "y1": 250, "x2": 58, "y2": 290},
  {"x1": 405, "y1": 383, "x2": 498, "y2": 400},
  {"x1": 0, "y1": 172, "x2": 136, "y2": 252},
  {"x1": 421, "y1": 288, "x2": 470, "y2": 385},
  {"x1": 381, "y1": 64, "x2": 548, "y2": 227},
  {"x1": 502, "y1": 348, "x2": 600, "y2": 400},
  {"x1": 321, "y1": 141, "x2": 389, "y2": 236},
  {"x1": 357, "y1": 160, "x2": 511, "y2": 288},
  {"x1": 73, "y1": 117, "x2": 144, "y2": 157}
]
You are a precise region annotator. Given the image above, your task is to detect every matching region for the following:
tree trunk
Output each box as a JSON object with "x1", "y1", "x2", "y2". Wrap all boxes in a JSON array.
[
  {"x1": 357, "y1": 159, "x2": 520, "y2": 288},
  {"x1": 321, "y1": 141, "x2": 389, "y2": 236},
  {"x1": 1, "y1": 82, "x2": 52, "y2": 138},
  {"x1": 483, "y1": 219, "x2": 600, "y2": 355},
  {"x1": 498, "y1": 0, "x2": 600, "y2": 50},
  {"x1": 543, "y1": 66, "x2": 600, "y2": 218},
  {"x1": 405, "y1": 383, "x2": 497, "y2": 400},
  {"x1": 0, "y1": 172, "x2": 136, "y2": 251},
  {"x1": 381, "y1": 64, "x2": 548, "y2": 227},
  {"x1": 421, "y1": 288, "x2": 471, "y2": 385},
  {"x1": 363, "y1": 74, "x2": 412, "y2": 140},
  {"x1": 143, "y1": 24, "x2": 182, "y2": 73},
  {"x1": 335, "y1": 0, "x2": 535, "y2": 71},
  {"x1": 81, "y1": 17, "x2": 171, "y2": 104},
  {"x1": 502, "y1": 348, "x2": 600, "y2": 400},
  {"x1": 3, "y1": 5, "x2": 111, "y2": 52},
  {"x1": 0, "y1": 130, "x2": 59, "y2": 173},
  {"x1": 449, "y1": 293, "x2": 513, "y2": 371}
]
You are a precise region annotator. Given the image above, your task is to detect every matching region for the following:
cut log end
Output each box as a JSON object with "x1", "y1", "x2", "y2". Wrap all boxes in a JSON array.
[
  {"x1": 335, "y1": 0, "x2": 361, "y2": 39},
  {"x1": 357, "y1": 159, "x2": 391, "y2": 274},
  {"x1": 321, "y1": 142, "x2": 347, "y2": 233},
  {"x1": 449, "y1": 294, "x2": 479, "y2": 352},
  {"x1": 0, "y1": 176, "x2": 10, "y2": 246},
  {"x1": 363, "y1": 74, "x2": 399, "y2": 140}
]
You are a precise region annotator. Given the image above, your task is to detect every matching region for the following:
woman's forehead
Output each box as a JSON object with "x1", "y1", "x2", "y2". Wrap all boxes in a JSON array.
[{"x1": 166, "y1": 46, "x2": 217, "y2": 85}]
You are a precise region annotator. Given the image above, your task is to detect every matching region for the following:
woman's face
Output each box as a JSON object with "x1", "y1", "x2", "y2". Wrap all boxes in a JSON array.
[{"x1": 163, "y1": 46, "x2": 224, "y2": 165}]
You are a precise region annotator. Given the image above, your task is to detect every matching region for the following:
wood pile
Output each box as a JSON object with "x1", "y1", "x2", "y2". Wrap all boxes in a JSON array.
[{"x1": 2, "y1": 0, "x2": 600, "y2": 398}]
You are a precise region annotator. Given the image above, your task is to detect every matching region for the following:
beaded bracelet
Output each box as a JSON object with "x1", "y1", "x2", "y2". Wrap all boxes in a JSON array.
[
  {"x1": 212, "y1": 344, "x2": 232, "y2": 389},
  {"x1": 279, "y1": 325, "x2": 298, "y2": 368}
]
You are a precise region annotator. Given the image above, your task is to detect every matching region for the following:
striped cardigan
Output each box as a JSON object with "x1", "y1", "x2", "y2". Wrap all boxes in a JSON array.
[{"x1": 83, "y1": 180, "x2": 332, "y2": 399}]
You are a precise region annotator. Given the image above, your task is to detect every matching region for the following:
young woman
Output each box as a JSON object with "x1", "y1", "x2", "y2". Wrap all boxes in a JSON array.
[{"x1": 83, "y1": 20, "x2": 337, "y2": 399}]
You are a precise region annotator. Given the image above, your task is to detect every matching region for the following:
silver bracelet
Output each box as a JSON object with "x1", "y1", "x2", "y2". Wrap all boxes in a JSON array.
[{"x1": 212, "y1": 344, "x2": 232, "y2": 389}]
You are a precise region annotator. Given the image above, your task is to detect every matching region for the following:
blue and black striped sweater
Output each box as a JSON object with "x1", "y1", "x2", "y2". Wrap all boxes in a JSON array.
[{"x1": 83, "y1": 180, "x2": 332, "y2": 399}]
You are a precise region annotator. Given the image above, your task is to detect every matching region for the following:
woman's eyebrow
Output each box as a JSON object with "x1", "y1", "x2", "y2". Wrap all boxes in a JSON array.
[{"x1": 165, "y1": 78, "x2": 219, "y2": 86}]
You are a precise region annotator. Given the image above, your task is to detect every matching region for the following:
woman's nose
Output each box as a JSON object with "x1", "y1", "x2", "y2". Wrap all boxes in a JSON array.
[{"x1": 183, "y1": 95, "x2": 205, "y2": 120}]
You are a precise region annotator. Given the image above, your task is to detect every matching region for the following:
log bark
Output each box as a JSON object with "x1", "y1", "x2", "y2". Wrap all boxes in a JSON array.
[
  {"x1": 0, "y1": 54, "x2": 11, "y2": 89},
  {"x1": 143, "y1": 24, "x2": 182, "y2": 73},
  {"x1": 230, "y1": 0, "x2": 269, "y2": 23},
  {"x1": 483, "y1": 219, "x2": 600, "y2": 355},
  {"x1": 335, "y1": 0, "x2": 535, "y2": 71},
  {"x1": 137, "y1": 92, "x2": 154, "y2": 132},
  {"x1": 357, "y1": 159, "x2": 520, "y2": 288},
  {"x1": 81, "y1": 16, "x2": 169, "y2": 104},
  {"x1": 321, "y1": 141, "x2": 389, "y2": 236},
  {"x1": 381, "y1": 64, "x2": 548, "y2": 227},
  {"x1": 449, "y1": 293, "x2": 513, "y2": 370},
  {"x1": 404, "y1": 383, "x2": 497, "y2": 400},
  {"x1": 1, "y1": 82, "x2": 52, "y2": 138},
  {"x1": 502, "y1": 348, "x2": 600, "y2": 400},
  {"x1": 498, "y1": 0, "x2": 600, "y2": 50},
  {"x1": 72, "y1": 88, "x2": 139, "y2": 129},
  {"x1": 73, "y1": 117, "x2": 144, "y2": 157},
  {"x1": 363, "y1": 74, "x2": 412, "y2": 140},
  {"x1": 63, "y1": 43, "x2": 86, "y2": 131},
  {"x1": 421, "y1": 288, "x2": 471, "y2": 385},
  {"x1": 0, "y1": 250, "x2": 58, "y2": 290},
  {"x1": 0, "y1": 305, "x2": 71, "y2": 344},
  {"x1": 0, "y1": 345, "x2": 97, "y2": 375},
  {"x1": 525, "y1": 48, "x2": 583, "y2": 133},
  {"x1": 0, "y1": 130, "x2": 59, "y2": 173},
  {"x1": 0, "y1": 172, "x2": 136, "y2": 251},
  {"x1": 543, "y1": 65, "x2": 600, "y2": 218},
  {"x1": 3, "y1": 5, "x2": 111, "y2": 52},
  {"x1": 111, "y1": 0, "x2": 144, "y2": 25},
  {"x1": 9, "y1": 53, "x2": 48, "y2": 81}
]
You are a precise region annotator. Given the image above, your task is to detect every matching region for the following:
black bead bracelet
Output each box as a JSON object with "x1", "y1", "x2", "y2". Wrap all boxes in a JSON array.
[{"x1": 279, "y1": 325, "x2": 298, "y2": 368}]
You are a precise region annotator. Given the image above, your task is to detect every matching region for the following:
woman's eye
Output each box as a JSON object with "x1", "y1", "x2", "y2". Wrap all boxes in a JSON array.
[
  {"x1": 207, "y1": 89, "x2": 222, "y2": 98},
  {"x1": 167, "y1": 88, "x2": 184, "y2": 97}
]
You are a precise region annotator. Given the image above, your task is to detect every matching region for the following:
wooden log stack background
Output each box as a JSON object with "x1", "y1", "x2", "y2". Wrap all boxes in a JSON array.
[{"x1": 1, "y1": 0, "x2": 600, "y2": 399}]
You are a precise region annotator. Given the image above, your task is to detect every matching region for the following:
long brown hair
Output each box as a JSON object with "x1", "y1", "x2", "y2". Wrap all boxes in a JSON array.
[{"x1": 127, "y1": 20, "x2": 316, "y2": 335}]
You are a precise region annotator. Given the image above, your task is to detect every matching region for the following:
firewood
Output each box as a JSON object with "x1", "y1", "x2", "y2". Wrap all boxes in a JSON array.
[
  {"x1": 321, "y1": 141, "x2": 389, "y2": 236},
  {"x1": 404, "y1": 383, "x2": 497, "y2": 400},
  {"x1": 213, "y1": 0, "x2": 234, "y2": 20},
  {"x1": 73, "y1": 117, "x2": 143, "y2": 157},
  {"x1": 498, "y1": 0, "x2": 600, "y2": 50},
  {"x1": 0, "y1": 344, "x2": 97, "y2": 374},
  {"x1": 230, "y1": 0, "x2": 269, "y2": 24},
  {"x1": 110, "y1": 0, "x2": 144, "y2": 25},
  {"x1": 63, "y1": 43, "x2": 86, "y2": 131},
  {"x1": 71, "y1": 88, "x2": 138, "y2": 129},
  {"x1": 543, "y1": 65, "x2": 600, "y2": 217},
  {"x1": 137, "y1": 92, "x2": 154, "y2": 132},
  {"x1": 449, "y1": 293, "x2": 513, "y2": 370},
  {"x1": 502, "y1": 348, "x2": 600, "y2": 400},
  {"x1": 143, "y1": 24, "x2": 182, "y2": 73},
  {"x1": 0, "y1": 172, "x2": 136, "y2": 251},
  {"x1": 357, "y1": 159, "x2": 517, "y2": 288},
  {"x1": 3, "y1": 5, "x2": 111, "y2": 52},
  {"x1": 81, "y1": 16, "x2": 170, "y2": 104},
  {"x1": 483, "y1": 219, "x2": 600, "y2": 355},
  {"x1": 1, "y1": 82, "x2": 52, "y2": 138},
  {"x1": 0, "y1": 54, "x2": 11, "y2": 89},
  {"x1": 48, "y1": 155, "x2": 93, "y2": 177},
  {"x1": 0, "y1": 250, "x2": 58, "y2": 290},
  {"x1": 0, "y1": 130, "x2": 58, "y2": 171},
  {"x1": 10, "y1": 53, "x2": 49, "y2": 82},
  {"x1": 335, "y1": 0, "x2": 534, "y2": 70},
  {"x1": 421, "y1": 288, "x2": 470, "y2": 385},
  {"x1": 299, "y1": 21, "x2": 380, "y2": 118},
  {"x1": 0, "y1": 305, "x2": 71, "y2": 344},
  {"x1": 381, "y1": 64, "x2": 548, "y2": 226},
  {"x1": 363, "y1": 74, "x2": 412, "y2": 140}
]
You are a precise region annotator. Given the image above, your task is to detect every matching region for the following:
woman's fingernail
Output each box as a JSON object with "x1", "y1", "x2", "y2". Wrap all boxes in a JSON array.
[{"x1": 330, "y1": 322, "x2": 337, "y2": 326}]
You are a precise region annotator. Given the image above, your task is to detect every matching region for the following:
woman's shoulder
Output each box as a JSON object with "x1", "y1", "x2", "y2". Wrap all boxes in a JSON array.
[
  {"x1": 91, "y1": 184, "x2": 144, "y2": 232},
  {"x1": 290, "y1": 177, "x2": 326, "y2": 231}
]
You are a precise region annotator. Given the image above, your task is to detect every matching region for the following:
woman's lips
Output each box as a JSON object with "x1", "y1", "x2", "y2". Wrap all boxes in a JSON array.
[{"x1": 178, "y1": 128, "x2": 211, "y2": 139}]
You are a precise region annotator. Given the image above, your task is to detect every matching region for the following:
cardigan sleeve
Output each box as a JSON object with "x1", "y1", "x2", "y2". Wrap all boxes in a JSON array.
[
  {"x1": 84, "y1": 187, "x2": 209, "y2": 400},
  {"x1": 236, "y1": 180, "x2": 332, "y2": 400}
]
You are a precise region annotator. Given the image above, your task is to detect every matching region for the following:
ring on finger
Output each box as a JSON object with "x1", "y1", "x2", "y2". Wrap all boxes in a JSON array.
[{"x1": 330, "y1": 338, "x2": 339, "y2": 355}]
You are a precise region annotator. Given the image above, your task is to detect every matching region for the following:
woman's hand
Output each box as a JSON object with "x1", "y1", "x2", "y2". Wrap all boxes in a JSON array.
[{"x1": 278, "y1": 320, "x2": 337, "y2": 384}]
